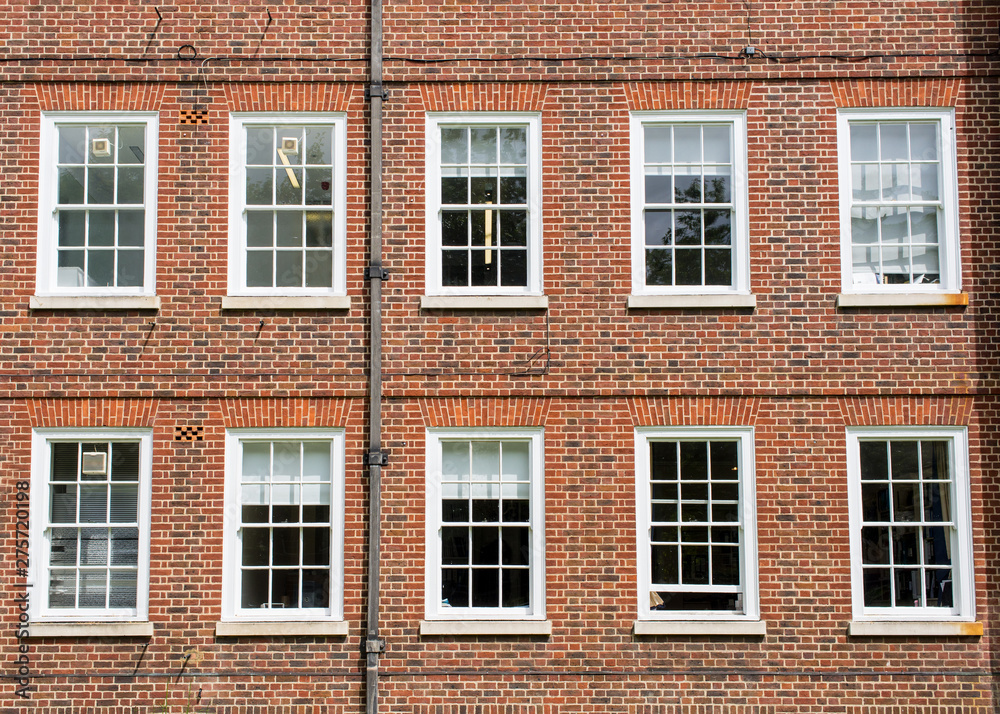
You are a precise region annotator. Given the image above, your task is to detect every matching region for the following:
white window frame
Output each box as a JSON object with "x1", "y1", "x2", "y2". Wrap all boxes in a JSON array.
[
  {"x1": 29, "y1": 429, "x2": 153, "y2": 623},
  {"x1": 629, "y1": 111, "x2": 750, "y2": 299},
  {"x1": 836, "y1": 108, "x2": 961, "y2": 296},
  {"x1": 36, "y1": 112, "x2": 158, "y2": 298},
  {"x1": 221, "y1": 429, "x2": 346, "y2": 623},
  {"x1": 425, "y1": 113, "x2": 543, "y2": 297},
  {"x1": 846, "y1": 426, "x2": 974, "y2": 623},
  {"x1": 634, "y1": 427, "x2": 759, "y2": 622},
  {"x1": 228, "y1": 113, "x2": 348, "y2": 298},
  {"x1": 424, "y1": 428, "x2": 545, "y2": 621}
]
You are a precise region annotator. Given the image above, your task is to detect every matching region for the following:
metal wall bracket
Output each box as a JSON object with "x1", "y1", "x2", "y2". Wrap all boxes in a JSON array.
[
  {"x1": 365, "y1": 264, "x2": 389, "y2": 281},
  {"x1": 363, "y1": 450, "x2": 389, "y2": 467},
  {"x1": 365, "y1": 84, "x2": 388, "y2": 101},
  {"x1": 365, "y1": 638, "x2": 386, "y2": 654}
]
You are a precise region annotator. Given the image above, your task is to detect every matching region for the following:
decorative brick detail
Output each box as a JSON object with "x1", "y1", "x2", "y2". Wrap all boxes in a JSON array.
[
  {"x1": 34, "y1": 82, "x2": 166, "y2": 112},
  {"x1": 628, "y1": 397, "x2": 761, "y2": 426},
  {"x1": 836, "y1": 396, "x2": 974, "y2": 426},
  {"x1": 223, "y1": 82, "x2": 355, "y2": 113},
  {"x1": 174, "y1": 425, "x2": 203, "y2": 441},
  {"x1": 625, "y1": 81, "x2": 754, "y2": 111},
  {"x1": 419, "y1": 83, "x2": 549, "y2": 112},
  {"x1": 221, "y1": 398, "x2": 355, "y2": 428},
  {"x1": 829, "y1": 78, "x2": 962, "y2": 108},
  {"x1": 178, "y1": 108, "x2": 209, "y2": 125},
  {"x1": 26, "y1": 398, "x2": 160, "y2": 428},
  {"x1": 417, "y1": 397, "x2": 552, "y2": 427}
]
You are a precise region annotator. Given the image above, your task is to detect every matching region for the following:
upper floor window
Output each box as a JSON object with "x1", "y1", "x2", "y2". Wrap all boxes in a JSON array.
[
  {"x1": 630, "y1": 112, "x2": 749, "y2": 296},
  {"x1": 425, "y1": 429, "x2": 545, "y2": 621},
  {"x1": 229, "y1": 114, "x2": 347, "y2": 296},
  {"x1": 635, "y1": 427, "x2": 759, "y2": 621},
  {"x1": 30, "y1": 430, "x2": 153, "y2": 622},
  {"x1": 425, "y1": 114, "x2": 543, "y2": 296},
  {"x1": 222, "y1": 430, "x2": 345, "y2": 622},
  {"x1": 837, "y1": 109, "x2": 960, "y2": 294},
  {"x1": 37, "y1": 113, "x2": 158, "y2": 296},
  {"x1": 847, "y1": 428, "x2": 974, "y2": 621}
]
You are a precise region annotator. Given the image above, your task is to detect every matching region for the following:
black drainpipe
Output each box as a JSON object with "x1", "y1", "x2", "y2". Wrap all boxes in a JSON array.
[{"x1": 364, "y1": 0, "x2": 387, "y2": 707}]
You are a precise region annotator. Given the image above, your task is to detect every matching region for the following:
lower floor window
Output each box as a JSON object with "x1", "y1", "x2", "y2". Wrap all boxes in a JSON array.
[
  {"x1": 636, "y1": 427, "x2": 758, "y2": 620},
  {"x1": 223, "y1": 430, "x2": 345, "y2": 621},
  {"x1": 848, "y1": 428, "x2": 973, "y2": 619},
  {"x1": 31, "y1": 430, "x2": 152, "y2": 621},
  {"x1": 426, "y1": 429, "x2": 545, "y2": 620}
]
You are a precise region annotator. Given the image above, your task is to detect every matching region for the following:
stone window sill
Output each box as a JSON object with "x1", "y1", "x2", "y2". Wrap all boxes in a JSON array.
[
  {"x1": 27, "y1": 621, "x2": 154, "y2": 638},
  {"x1": 421, "y1": 295, "x2": 549, "y2": 310},
  {"x1": 633, "y1": 620, "x2": 766, "y2": 637},
  {"x1": 419, "y1": 619, "x2": 552, "y2": 636},
  {"x1": 837, "y1": 292, "x2": 969, "y2": 308},
  {"x1": 221, "y1": 296, "x2": 351, "y2": 311},
  {"x1": 848, "y1": 620, "x2": 982, "y2": 637},
  {"x1": 628, "y1": 294, "x2": 756, "y2": 309},
  {"x1": 30, "y1": 296, "x2": 160, "y2": 311},
  {"x1": 215, "y1": 620, "x2": 349, "y2": 637}
]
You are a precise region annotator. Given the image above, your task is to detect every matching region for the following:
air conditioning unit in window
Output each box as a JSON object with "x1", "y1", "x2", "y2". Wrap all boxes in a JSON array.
[{"x1": 81, "y1": 452, "x2": 108, "y2": 475}]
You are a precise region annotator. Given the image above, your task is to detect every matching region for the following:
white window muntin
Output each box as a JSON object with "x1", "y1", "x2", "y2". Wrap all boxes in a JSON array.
[
  {"x1": 29, "y1": 429, "x2": 153, "y2": 622},
  {"x1": 425, "y1": 113, "x2": 543, "y2": 296},
  {"x1": 222, "y1": 429, "x2": 346, "y2": 622},
  {"x1": 837, "y1": 108, "x2": 960, "y2": 293},
  {"x1": 424, "y1": 428, "x2": 545, "y2": 620},
  {"x1": 635, "y1": 427, "x2": 759, "y2": 621},
  {"x1": 37, "y1": 112, "x2": 158, "y2": 296},
  {"x1": 228, "y1": 114, "x2": 348, "y2": 297},
  {"x1": 846, "y1": 427, "x2": 973, "y2": 621},
  {"x1": 630, "y1": 111, "x2": 749, "y2": 296}
]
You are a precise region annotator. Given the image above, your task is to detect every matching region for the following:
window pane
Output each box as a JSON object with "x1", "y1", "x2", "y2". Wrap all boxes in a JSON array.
[
  {"x1": 110, "y1": 528, "x2": 139, "y2": 566},
  {"x1": 246, "y1": 127, "x2": 273, "y2": 165},
  {"x1": 109, "y1": 571, "x2": 137, "y2": 608},
  {"x1": 117, "y1": 210, "x2": 145, "y2": 247},
  {"x1": 441, "y1": 127, "x2": 467, "y2": 164},
  {"x1": 470, "y1": 127, "x2": 497, "y2": 164},
  {"x1": 78, "y1": 571, "x2": 108, "y2": 608},
  {"x1": 305, "y1": 127, "x2": 333, "y2": 165},
  {"x1": 59, "y1": 167, "x2": 85, "y2": 204},
  {"x1": 501, "y1": 569, "x2": 529, "y2": 608},
  {"x1": 305, "y1": 167, "x2": 333, "y2": 206},
  {"x1": 863, "y1": 568, "x2": 891, "y2": 606},
  {"x1": 499, "y1": 127, "x2": 527, "y2": 164},
  {"x1": 117, "y1": 167, "x2": 144, "y2": 204},
  {"x1": 242, "y1": 529, "x2": 270, "y2": 566},
  {"x1": 909, "y1": 123, "x2": 938, "y2": 161},
  {"x1": 59, "y1": 126, "x2": 86, "y2": 164},
  {"x1": 58, "y1": 210, "x2": 86, "y2": 246},
  {"x1": 441, "y1": 569, "x2": 469, "y2": 607},
  {"x1": 850, "y1": 124, "x2": 877, "y2": 161},
  {"x1": 88, "y1": 167, "x2": 114, "y2": 204},
  {"x1": 879, "y1": 123, "x2": 908, "y2": 161},
  {"x1": 673, "y1": 125, "x2": 701, "y2": 163},
  {"x1": 241, "y1": 570, "x2": 269, "y2": 608},
  {"x1": 118, "y1": 126, "x2": 145, "y2": 165},
  {"x1": 304, "y1": 211, "x2": 333, "y2": 250},
  {"x1": 644, "y1": 126, "x2": 672, "y2": 164},
  {"x1": 272, "y1": 568, "x2": 300, "y2": 608},
  {"x1": 109, "y1": 484, "x2": 138, "y2": 522},
  {"x1": 471, "y1": 569, "x2": 499, "y2": 607}
]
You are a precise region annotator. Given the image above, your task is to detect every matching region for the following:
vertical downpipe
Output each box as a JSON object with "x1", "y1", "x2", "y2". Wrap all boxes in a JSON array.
[{"x1": 365, "y1": 0, "x2": 385, "y2": 707}]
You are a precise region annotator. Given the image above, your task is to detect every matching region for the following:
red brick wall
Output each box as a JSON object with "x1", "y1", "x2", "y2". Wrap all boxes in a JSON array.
[{"x1": 0, "y1": 0, "x2": 997, "y2": 711}]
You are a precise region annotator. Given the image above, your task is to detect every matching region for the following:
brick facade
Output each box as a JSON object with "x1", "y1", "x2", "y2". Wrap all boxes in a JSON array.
[{"x1": 1, "y1": 1, "x2": 998, "y2": 712}]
